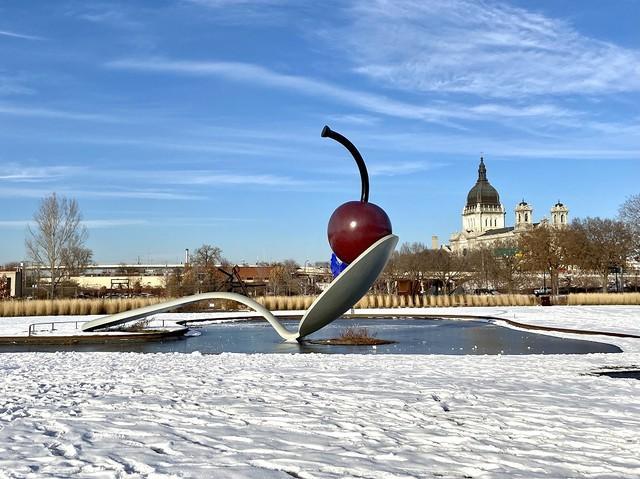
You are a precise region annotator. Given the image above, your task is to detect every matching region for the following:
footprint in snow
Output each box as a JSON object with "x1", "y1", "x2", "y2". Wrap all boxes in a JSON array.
[{"x1": 431, "y1": 393, "x2": 450, "y2": 412}]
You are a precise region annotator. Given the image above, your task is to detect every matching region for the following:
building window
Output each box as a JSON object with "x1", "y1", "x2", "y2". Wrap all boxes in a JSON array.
[
  {"x1": 561, "y1": 214, "x2": 565, "y2": 223},
  {"x1": 524, "y1": 213, "x2": 528, "y2": 222}
]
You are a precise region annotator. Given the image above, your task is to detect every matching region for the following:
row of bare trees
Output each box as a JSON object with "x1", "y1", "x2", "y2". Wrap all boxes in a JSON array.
[
  {"x1": 164, "y1": 245, "x2": 313, "y2": 297},
  {"x1": 379, "y1": 240, "x2": 526, "y2": 295},
  {"x1": 383, "y1": 209, "x2": 639, "y2": 295},
  {"x1": 164, "y1": 245, "x2": 229, "y2": 297},
  {"x1": 517, "y1": 217, "x2": 636, "y2": 294},
  {"x1": 18, "y1": 191, "x2": 640, "y2": 298}
]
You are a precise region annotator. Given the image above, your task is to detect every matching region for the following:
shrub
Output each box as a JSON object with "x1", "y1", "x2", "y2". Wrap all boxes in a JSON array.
[{"x1": 337, "y1": 326, "x2": 378, "y2": 344}]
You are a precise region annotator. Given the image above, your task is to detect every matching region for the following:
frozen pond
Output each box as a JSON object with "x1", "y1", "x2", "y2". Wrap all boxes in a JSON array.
[{"x1": 0, "y1": 318, "x2": 622, "y2": 354}]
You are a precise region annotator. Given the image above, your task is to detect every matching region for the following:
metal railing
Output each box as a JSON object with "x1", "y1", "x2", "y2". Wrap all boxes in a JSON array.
[
  {"x1": 27, "y1": 318, "x2": 168, "y2": 336},
  {"x1": 27, "y1": 320, "x2": 83, "y2": 336}
]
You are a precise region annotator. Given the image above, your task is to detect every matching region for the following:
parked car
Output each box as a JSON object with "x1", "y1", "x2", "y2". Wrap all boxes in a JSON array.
[
  {"x1": 533, "y1": 287, "x2": 552, "y2": 297},
  {"x1": 473, "y1": 288, "x2": 499, "y2": 295}
]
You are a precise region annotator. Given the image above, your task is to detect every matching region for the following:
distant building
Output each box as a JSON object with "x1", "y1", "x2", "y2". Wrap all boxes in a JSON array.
[
  {"x1": 21, "y1": 262, "x2": 331, "y2": 296},
  {"x1": 0, "y1": 270, "x2": 22, "y2": 298},
  {"x1": 449, "y1": 158, "x2": 569, "y2": 253}
]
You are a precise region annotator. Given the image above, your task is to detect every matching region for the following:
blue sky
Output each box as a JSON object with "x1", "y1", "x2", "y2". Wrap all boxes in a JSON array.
[{"x1": 1, "y1": 0, "x2": 639, "y2": 265}]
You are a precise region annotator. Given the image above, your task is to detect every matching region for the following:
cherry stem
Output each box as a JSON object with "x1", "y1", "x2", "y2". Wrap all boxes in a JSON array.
[{"x1": 321, "y1": 125, "x2": 369, "y2": 203}]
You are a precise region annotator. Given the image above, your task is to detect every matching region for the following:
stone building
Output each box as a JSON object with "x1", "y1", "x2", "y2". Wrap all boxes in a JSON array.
[
  {"x1": 0, "y1": 270, "x2": 22, "y2": 298},
  {"x1": 448, "y1": 158, "x2": 569, "y2": 253}
]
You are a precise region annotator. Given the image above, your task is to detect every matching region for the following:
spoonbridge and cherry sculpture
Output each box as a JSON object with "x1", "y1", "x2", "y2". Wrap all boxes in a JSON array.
[{"x1": 82, "y1": 126, "x2": 398, "y2": 341}]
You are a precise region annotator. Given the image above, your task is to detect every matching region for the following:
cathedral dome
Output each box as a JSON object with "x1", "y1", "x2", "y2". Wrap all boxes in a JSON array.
[{"x1": 466, "y1": 158, "x2": 500, "y2": 207}]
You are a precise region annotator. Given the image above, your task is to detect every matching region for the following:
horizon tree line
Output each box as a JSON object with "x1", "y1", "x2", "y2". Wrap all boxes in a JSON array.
[
  {"x1": 12, "y1": 191, "x2": 640, "y2": 298},
  {"x1": 382, "y1": 199, "x2": 639, "y2": 296}
]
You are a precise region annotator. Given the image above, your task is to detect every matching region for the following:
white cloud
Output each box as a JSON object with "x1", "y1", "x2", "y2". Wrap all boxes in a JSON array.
[
  {"x1": 84, "y1": 189, "x2": 205, "y2": 200},
  {"x1": 185, "y1": 0, "x2": 285, "y2": 6},
  {"x1": 0, "y1": 187, "x2": 204, "y2": 200},
  {"x1": 0, "y1": 30, "x2": 43, "y2": 41},
  {"x1": 356, "y1": 130, "x2": 640, "y2": 160},
  {"x1": 336, "y1": 0, "x2": 640, "y2": 97},
  {"x1": 118, "y1": 169, "x2": 321, "y2": 188},
  {"x1": 0, "y1": 220, "x2": 32, "y2": 229},
  {"x1": 82, "y1": 219, "x2": 149, "y2": 228},
  {"x1": 325, "y1": 113, "x2": 381, "y2": 126},
  {"x1": 106, "y1": 58, "x2": 575, "y2": 125},
  {"x1": 0, "y1": 104, "x2": 118, "y2": 122},
  {"x1": 182, "y1": 0, "x2": 292, "y2": 24},
  {"x1": 0, "y1": 166, "x2": 84, "y2": 182},
  {"x1": 0, "y1": 219, "x2": 149, "y2": 229},
  {"x1": 60, "y1": 135, "x2": 291, "y2": 156},
  {"x1": 67, "y1": 2, "x2": 146, "y2": 30},
  {"x1": 156, "y1": 171, "x2": 303, "y2": 186},
  {"x1": 368, "y1": 161, "x2": 445, "y2": 176}
]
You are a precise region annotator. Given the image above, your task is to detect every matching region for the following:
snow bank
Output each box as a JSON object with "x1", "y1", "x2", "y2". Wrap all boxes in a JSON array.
[
  {"x1": 1, "y1": 352, "x2": 639, "y2": 478},
  {"x1": 1, "y1": 306, "x2": 640, "y2": 477}
]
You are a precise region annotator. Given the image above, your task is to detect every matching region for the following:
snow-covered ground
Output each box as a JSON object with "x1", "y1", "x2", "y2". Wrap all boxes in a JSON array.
[{"x1": 1, "y1": 306, "x2": 639, "y2": 478}]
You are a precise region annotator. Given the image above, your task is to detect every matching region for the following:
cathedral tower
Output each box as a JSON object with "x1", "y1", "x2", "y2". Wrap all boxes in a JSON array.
[
  {"x1": 551, "y1": 201, "x2": 569, "y2": 226},
  {"x1": 515, "y1": 200, "x2": 533, "y2": 230},
  {"x1": 462, "y1": 157, "x2": 506, "y2": 233}
]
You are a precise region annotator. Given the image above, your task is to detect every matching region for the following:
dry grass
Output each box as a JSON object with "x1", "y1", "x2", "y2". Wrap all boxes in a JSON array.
[
  {"x1": 338, "y1": 326, "x2": 377, "y2": 342},
  {"x1": 0, "y1": 297, "x2": 166, "y2": 317},
  {"x1": 258, "y1": 293, "x2": 540, "y2": 310},
  {"x1": 568, "y1": 292, "x2": 640, "y2": 305},
  {"x1": 116, "y1": 319, "x2": 151, "y2": 332},
  {"x1": 4, "y1": 292, "x2": 638, "y2": 318},
  {"x1": 257, "y1": 295, "x2": 315, "y2": 311}
]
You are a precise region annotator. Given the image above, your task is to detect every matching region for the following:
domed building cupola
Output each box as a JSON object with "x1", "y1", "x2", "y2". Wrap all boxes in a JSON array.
[
  {"x1": 462, "y1": 157, "x2": 506, "y2": 233},
  {"x1": 466, "y1": 157, "x2": 501, "y2": 207}
]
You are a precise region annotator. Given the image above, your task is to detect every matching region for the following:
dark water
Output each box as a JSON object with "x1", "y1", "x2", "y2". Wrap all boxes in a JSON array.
[
  {"x1": 593, "y1": 370, "x2": 640, "y2": 379},
  {"x1": 0, "y1": 318, "x2": 622, "y2": 355}
]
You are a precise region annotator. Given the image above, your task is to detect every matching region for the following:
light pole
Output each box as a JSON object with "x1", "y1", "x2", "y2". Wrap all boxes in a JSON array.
[
  {"x1": 19, "y1": 262, "x2": 25, "y2": 298},
  {"x1": 303, "y1": 260, "x2": 310, "y2": 295}
]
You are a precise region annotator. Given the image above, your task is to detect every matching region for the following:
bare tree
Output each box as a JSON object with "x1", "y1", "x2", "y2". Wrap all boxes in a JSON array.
[
  {"x1": 268, "y1": 259, "x2": 301, "y2": 295},
  {"x1": 62, "y1": 245, "x2": 93, "y2": 277},
  {"x1": 424, "y1": 249, "x2": 467, "y2": 295},
  {"x1": 392, "y1": 242, "x2": 429, "y2": 295},
  {"x1": 25, "y1": 193, "x2": 91, "y2": 298},
  {"x1": 619, "y1": 194, "x2": 640, "y2": 229},
  {"x1": 467, "y1": 241, "x2": 524, "y2": 293},
  {"x1": 619, "y1": 194, "x2": 640, "y2": 256},
  {"x1": 190, "y1": 244, "x2": 227, "y2": 293},
  {"x1": 164, "y1": 267, "x2": 185, "y2": 297},
  {"x1": 518, "y1": 225, "x2": 571, "y2": 295},
  {"x1": 570, "y1": 217, "x2": 635, "y2": 292},
  {"x1": 192, "y1": 244, "x2": 223, "y2": 267}
]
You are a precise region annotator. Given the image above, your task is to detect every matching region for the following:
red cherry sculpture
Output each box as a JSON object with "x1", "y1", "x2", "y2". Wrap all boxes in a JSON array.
[{"x1": 322, "y1": 126, "x2": 392, "y2": 264}]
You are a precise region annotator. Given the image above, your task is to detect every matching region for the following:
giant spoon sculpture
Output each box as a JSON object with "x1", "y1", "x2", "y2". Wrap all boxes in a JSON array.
[{"x1": 83, "y1": 127, "x2": 398, "y2": 341}]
